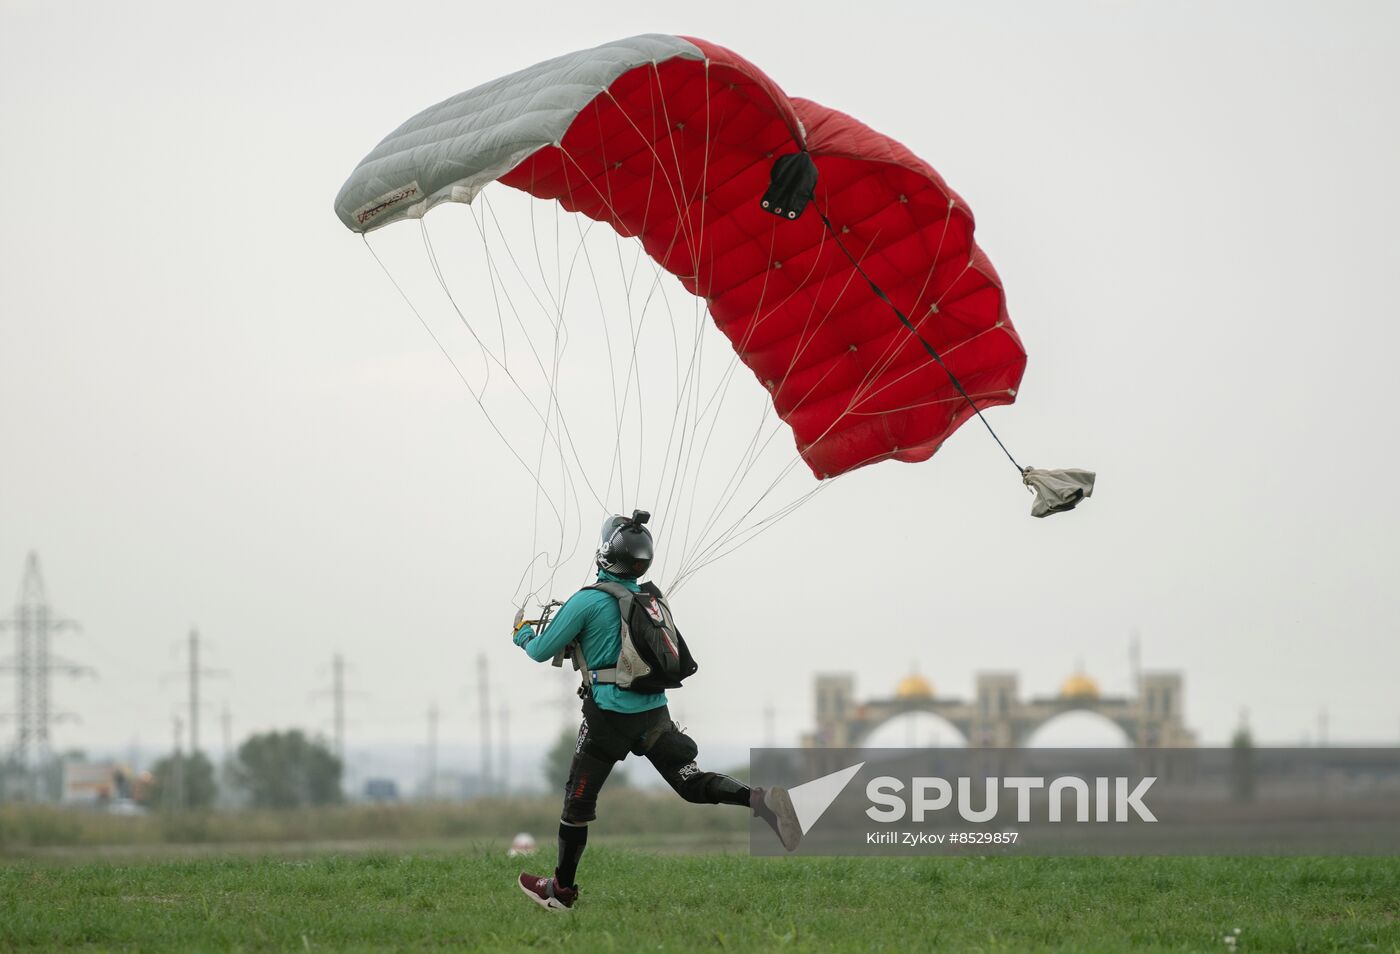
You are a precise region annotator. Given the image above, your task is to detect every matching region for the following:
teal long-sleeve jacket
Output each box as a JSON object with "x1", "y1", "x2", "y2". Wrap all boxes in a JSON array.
[{"x1": 512, "y1": 570, "x2": 668, "y2": 714}]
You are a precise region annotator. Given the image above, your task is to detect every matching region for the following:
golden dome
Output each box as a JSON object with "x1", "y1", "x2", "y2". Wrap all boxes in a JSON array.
[
  {"x1": 895, "y1": 673, "x2": 935, "y2": 699},
  {"x1": 1060, "y1": 670, "x2": 1100, "y2": 700}
]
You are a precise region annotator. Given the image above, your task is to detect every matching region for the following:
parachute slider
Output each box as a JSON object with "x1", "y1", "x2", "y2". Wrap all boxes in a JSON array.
[
  {"x1": 1022, "y1": 467, "x2": 1096, "y2": 518},
  {"x1": 760, "y1": 151, "x2": 819, "y2": 220}
]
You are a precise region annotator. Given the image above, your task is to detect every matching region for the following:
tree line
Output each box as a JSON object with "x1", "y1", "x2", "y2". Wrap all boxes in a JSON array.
[{"x1": 147, "y1": 730, "x2": 342, "y2": 810}]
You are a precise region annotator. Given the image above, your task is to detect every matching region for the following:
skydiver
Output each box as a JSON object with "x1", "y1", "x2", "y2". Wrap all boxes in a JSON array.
[{"x1": 512, "y1": 510, "x2": 801, "y2": 911}]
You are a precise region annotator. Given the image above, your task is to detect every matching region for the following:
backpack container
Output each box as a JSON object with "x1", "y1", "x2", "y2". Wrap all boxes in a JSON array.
[{"x1": 586, "y1": 581, "x2": 697, "y2": 693}]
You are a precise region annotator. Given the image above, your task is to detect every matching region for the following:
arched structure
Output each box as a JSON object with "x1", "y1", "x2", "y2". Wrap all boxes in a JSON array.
[{"x1": 805, "y1": 668, "x2": 1196, "y2": 749}]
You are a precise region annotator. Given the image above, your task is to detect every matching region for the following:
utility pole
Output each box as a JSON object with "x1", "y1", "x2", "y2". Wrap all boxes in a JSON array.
[
  {"x1": 163, "y1": 627, "x2": 223, "y2": 758},
  {"x1": 498, "y1": 703, "x2": 509, "y2": 796},
  {"x1": 189, "y1": 629, "x2": 199, "y2": 754},
  {"x1": 332, "y1": 654, "x2": 345, "y2": 764},
  {"x1": 185, "y1": 628, "x2": 226, "y2": 756},
  {"x1": 477, "y1": 654, "x2": 493, "y2": 796},
  {"x1": 313, "y1": 653, "x2": 360, "y2": 790},
  {"x1": 220, "y1": 705, "x2": 233, "y2": 765},
  {"x1": 426, "y1": 701, "x2": 439, "y2": 801},
  {"x1": 167, "y1": 714, "x2": 185, "y2": 813},
  {"x1": 218, "y1": 704, "x2": 234, "y2": 807},
  {"x1": 1, "y1": 552, "x2": 92, "y2": 800}
]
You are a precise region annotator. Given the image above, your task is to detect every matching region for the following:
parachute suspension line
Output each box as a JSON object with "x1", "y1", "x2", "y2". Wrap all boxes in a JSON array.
[
  {"x1": 651, "y1": 301, "x2": 714, "y2": 584},
  {"x1": 424, "y1": 211, "x2": 583, "y2": 602},
  {"x1": 631, "y1": 201, "x2": 699, "y2": 572},
  {"x1": 417, "y1": 222, "x2": 493, "y2": 387},
  {"x1": 468, "y1": 195, "x2": 613, "y2": 600},
  {"x1": 558, "y1": 145, "x2": 658, "y2": 518},
  {"x1": 669, "y1": 478, "x2": 832, "y2": 594},
  {"x1": 555, "y1": 145, "x2": 676, "y2": 520},
  {"x1": 473, "y1": 201, "x2": 551, "y2": 601},
  {"x1": 580, "y1": 76, "x2": 721, "y2": 580},
  {"x1": 678, "y1": 234, "x2": 935, "y2": 585},
  {"x1": 812, "y1": 202, "x2": 1025, "y2": 477},
  {"x1": 670, "y1": 444, "x2": 832, "y2": 591},
  {"x1": 359, "y1": 233, "x2": 571, "y2": 596},
  {"x1": 839, "y1": 203, "x2": 955, "y2": 412},
  {"x1": 584, "y1": 103, "x2": 630, "y2": 511},
  {"x1": 534, "y1": 193, "x2": 606, "y2": 597},
  {"x1": 676, "y1": 203, "x2": 831, "y2": 559},
  {"x1": 676, "y1": 425, "x2": 924, "y2": 588},
  {"x1": 470, "y1": 194, "x2": 610, "y2": 513},
  {"x1": 534, "y1": 198, "x2": 577, "y2": 601},
  {"x1": 557, "y1": 105, "x2": 718, "y2": 584},
  {"x1": 423, "y1": 210, "x2": 579, "y2": 507},
  {"x1": 679, "y1": 218, "x2": 882, "y2": 579},
  {"x1": 528, "y1": 179, "x2": 595, "y2": 548},
  {"x1": 845, "y1": 253, "x2": 983, "y2": 419},
  {"x1": 671, "y1": 60, "x2": 718, "y2": 565},
  {"x1": 566, "y1": 210, "x2": 626, "y2": 511},
  {"x1": 533, "y1": 194, "x2": 600, "y2": 600}
]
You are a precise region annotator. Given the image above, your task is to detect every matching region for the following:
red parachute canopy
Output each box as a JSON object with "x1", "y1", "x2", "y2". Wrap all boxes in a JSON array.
[{"x1": 340, "y1": 36, "x2": 1026, "y2": 479}]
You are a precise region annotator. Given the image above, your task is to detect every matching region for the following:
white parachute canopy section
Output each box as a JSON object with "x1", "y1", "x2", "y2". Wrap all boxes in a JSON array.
[{"x1": 335, "y1": 35, "x2": 704, "y2": 233}]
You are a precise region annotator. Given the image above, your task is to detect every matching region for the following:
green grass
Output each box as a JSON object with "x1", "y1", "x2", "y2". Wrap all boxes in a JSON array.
[{"x1": 3, "y1": 850, "x2": 1398, "y2": 952}]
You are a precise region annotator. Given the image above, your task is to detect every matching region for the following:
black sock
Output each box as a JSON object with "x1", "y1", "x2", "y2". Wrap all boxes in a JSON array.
[{"x1": 556, "y1": 821, "x2": 588, "y2": 888}]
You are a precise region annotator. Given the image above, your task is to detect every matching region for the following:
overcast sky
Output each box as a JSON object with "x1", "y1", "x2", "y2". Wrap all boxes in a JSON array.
[{"x1": 2, "y1": 0, "x2": 1397, "y2": 767}]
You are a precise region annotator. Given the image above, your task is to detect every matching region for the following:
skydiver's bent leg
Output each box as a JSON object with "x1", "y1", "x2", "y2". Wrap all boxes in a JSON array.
[
  {"x1": 641, "y1": 719, "x2": 803, "y2": 850},
  {"x1": 643, "y1": 721, "x2": 751, "y2": 807}
]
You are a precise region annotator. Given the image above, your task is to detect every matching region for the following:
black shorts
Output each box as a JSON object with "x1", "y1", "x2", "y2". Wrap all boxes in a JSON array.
[
  {"x1": 561, "y1": 696, "x2": 707, "y2": 824},
  {"x1": 574, "y1": 696, "x2": 674, "y2": 763}
]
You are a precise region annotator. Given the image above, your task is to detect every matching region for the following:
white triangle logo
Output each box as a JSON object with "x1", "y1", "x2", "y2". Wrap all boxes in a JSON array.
[{"x1": 788, "y1": 762, "x2": 865, "y2": 835}]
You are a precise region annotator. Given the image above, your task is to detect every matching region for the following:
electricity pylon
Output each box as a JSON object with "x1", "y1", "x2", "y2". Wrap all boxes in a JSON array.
[{"x1": 0, "y1": 552, "x2": 92, "y2": 799}]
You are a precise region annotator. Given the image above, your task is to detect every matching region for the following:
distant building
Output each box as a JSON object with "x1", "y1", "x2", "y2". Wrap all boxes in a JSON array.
[
  {"x1": 806, "y1": 667, "x2": 1197, "y2": 748},
  {"x1": 363, "y1": 778, "x2": 400, "y2": 802},
  {"x1": 61, "y1": 761, "x2": 134, "y2": 806}
]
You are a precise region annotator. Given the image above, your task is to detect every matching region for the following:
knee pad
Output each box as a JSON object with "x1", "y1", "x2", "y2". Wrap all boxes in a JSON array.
[{"x1": 643, "y1": 723, "x2": 698, "y2": 769}]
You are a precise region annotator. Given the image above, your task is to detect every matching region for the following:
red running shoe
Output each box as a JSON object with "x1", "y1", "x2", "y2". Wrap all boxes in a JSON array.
[{"x1": 517, "y1": 872, "x2": 578, "y2": 911}]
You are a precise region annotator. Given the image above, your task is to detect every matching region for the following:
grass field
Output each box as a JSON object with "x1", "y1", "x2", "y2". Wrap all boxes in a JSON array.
[{"x1": 3, "y1": 848, "x2": 1398, "y2": 952}]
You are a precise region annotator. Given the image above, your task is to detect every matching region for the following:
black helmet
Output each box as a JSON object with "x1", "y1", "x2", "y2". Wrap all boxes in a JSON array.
[{"x1": 596, "y1": 509, "x2": 654, "y2": 579}]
